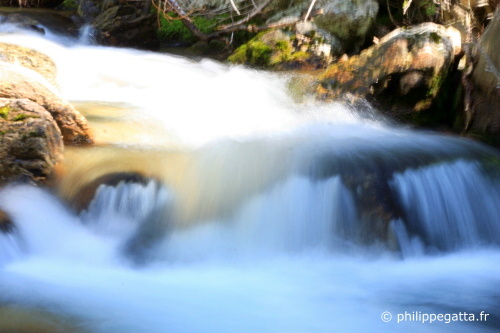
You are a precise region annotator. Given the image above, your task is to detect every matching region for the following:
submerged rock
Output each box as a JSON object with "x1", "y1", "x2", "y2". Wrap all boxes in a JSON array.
[
  {"x1": 0, "y1": 98, "x2": 63, "y2": 185},
  {"x1": 468, "y1": 6, "x2": 500, "y2": 147},
  {"x1": 317, "y1": 23, "x2": 462, "y2": 125},
  {"x1": 72, "y1": 171, "x2": 151, "y2": 212},
  {"x1": 0, "y1": 61, "x2": 93, "y2": 145}
]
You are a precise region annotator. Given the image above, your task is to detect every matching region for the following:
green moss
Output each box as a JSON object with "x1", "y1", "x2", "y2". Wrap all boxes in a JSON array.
[
  {"x1": 247, "y1": 41, "x2": 272, "y2": 66},
  {"x1": 0, "y1": 106, "x2": 10, "y2": 120},
  {"x1": 429, "y1": 32, "x2": 442, "y2": 43},
  {"x1": 228, "y1": 44, "x2": 248, "y2": 64},
  {"x1": 59, "y1": 0, "x2": 77, "y2": 9},
  {"x1": 275, "y1": 40, "x2": 290, "y2": 52},
  {"x1": 290, "y1": 51, "x2": 310, "y2": 61},
  {"x1": 156, "y1": 13, "x2": 217, "y2": 43},
  {"x1": 12, "y1": 114, "x2": 31, "y2": 121}
]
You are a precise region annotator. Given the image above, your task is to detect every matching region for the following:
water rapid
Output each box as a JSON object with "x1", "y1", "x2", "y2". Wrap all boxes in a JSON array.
[{"x1": 0, "y1": 25, "x2": 499, "y2": 332}]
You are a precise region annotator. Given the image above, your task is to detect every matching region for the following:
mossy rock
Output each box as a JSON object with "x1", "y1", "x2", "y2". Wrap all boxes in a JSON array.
[{"x1": 228, "y1": 28, "x2": 332, "y2": 70}]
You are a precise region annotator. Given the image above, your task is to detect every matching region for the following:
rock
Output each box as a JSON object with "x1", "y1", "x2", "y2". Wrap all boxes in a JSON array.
[
  {"x1": 314, "y1": 0, "x2": 379, "y2": 52},
  {"x1": 71, "y1": 171, "x2": 151, "y2": 211},
  {"x1": 0, "y1": 305, "x2": 85, "y2": 333},
  {"x1": 0, "y1": 13, "x2": 45, "y2": 34},
  {"x1": 468, "y1": 6, "x2": 500, "y2": 147},
  {"x1": 93, "y1": 5, "x2": 158, "y2": 49},
  {"x1": 0, "y1": 98, "x2": 63, "y2": 185},
  {"x1": 0, "y1": 209, "x2": 14, "y2": 233},
  {"x1": 77, "y1": 0, "x2": 159, "y2": 50},
  {"x1": 268, "y1": 0, "x2": 379, "y2": 53},
  {"x1": 0, "y1": 8, "x2": 79, "y2": 37},
  {"x1": 317, "y1": 23, "x2": 462, "y2": 124},
  {"x1": 0, "y1": 61, "x2": 93, "y2": 145},
  {"x1": 0, "y1": 42, "x2": 58, "y2": 87},
  {"x1": 228, "y1": 27, "x2": 337, "y2": 70},
  {"x1": 0, "y1": 0, "x2": 63, "y2": 7}
]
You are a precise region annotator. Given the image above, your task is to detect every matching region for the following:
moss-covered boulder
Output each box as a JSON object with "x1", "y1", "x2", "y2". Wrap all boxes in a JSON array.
[
  {"x1": 0, "y1": 61, "x2": 93, "y2": 145},
  {"x1": 0, "y1": 98, "x2": 63, "y2": 185},
  {"x1": 317, "y1": 23, "x2": 462, "y2": 125},
  {"x1": 228, "y1": 26, "x2": 335, "y2": 70},
  {"x1": 467, "y1": 6, "x2": 500, "y2": 147}
]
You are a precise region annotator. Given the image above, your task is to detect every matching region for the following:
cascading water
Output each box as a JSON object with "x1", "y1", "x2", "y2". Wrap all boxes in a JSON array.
[{"x1": 0, "y1": 23, "x2": 499, "y2": 333}]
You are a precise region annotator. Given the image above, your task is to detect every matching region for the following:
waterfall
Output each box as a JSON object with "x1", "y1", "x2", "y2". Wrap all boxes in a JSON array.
[
  {"x1": 0, "y1": 24, "x2": 499, "y2": 333},
  {"x1": 392, "y1": 160, "x2": 500, "y2": 253}
]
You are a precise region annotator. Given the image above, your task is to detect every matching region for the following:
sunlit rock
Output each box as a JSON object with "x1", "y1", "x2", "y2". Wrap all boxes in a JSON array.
[
  {"x1": 0, "y1": 42, "x2": 58, "y2": 86},
  {"x1": 317, "y1": 23, "x2": 461, "y2": 125},
  {"x1": 0, "y1": 61, "x2": 93, "y2": 145},
  {"x1": 0, "y1": 98, "x2": 63, "y2": 185}
]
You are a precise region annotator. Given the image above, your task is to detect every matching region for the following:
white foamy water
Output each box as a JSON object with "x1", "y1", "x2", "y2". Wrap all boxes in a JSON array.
[{"x1": 0, "y1": 27, "x2": 499, "y2": 333}]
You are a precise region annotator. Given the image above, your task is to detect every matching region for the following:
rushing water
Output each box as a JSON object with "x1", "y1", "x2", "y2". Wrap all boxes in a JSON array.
[{"x1": 0, "y1": 24, "x2": 499, "y2": 333}]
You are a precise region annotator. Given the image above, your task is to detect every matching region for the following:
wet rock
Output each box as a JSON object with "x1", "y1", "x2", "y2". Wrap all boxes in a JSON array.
[
  {"x1": 0, "y1": 13, "x2": 45, "y2": 34},
  {"x1": 0, "y1": 209, "x2": 14, "y2": 233},
  {"x1": 0, "y1": 98, "x2": 63, "y2": 185},
  {"x1": 77, "y1": 0, "x2": 158, "y2": 50},
  {"x1": 0, "y1": 42, "x2": 57, "y2": 87},
  {"x1": 0, "y1": 8, "x2": 79, "y2": 37},
  {"x1": 0, "y1": 61, "x2": 93, "y2": 145},
  {"x1": 468, "y1": 6, "x2": 500, "y2": 147},
  {"x1": 317, "y1": 23, "x2": 462, "y2": 124},
  {"x1": 71, "y1": 171, "x2": 151, "y2": 211}
]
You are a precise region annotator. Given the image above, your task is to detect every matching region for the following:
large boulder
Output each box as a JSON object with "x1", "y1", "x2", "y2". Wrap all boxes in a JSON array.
[
  {"x1": 468, "y1": 6, "x2": 500, "y2": 147},
  {"x1": 0, "y1": 98, "x2": 63, "y2": 184},
  {"x1": 0, "y1": 61, "x2": 93, "y2": 145},
  {"x1": 316, "y1": 23, "x2": 462, "y2": 124},
  {"x1": 228, "y1": 25, "x2": 337, "y2": 70},
  {"x1": 0, "y1": 0, "x2": 63, "y2": 7},
  {"x1": 77, "y1": 0, "x2": 158, "y2": 50},
  {"x1": 0, "y1": 8, "x2": 79, "y2": 37},
  {"x1": 0, "y1": 42, "x2": 58, "y2": 87},
  {"x1": 269, "y1": 0, "x2": 379, "y2": 53}
]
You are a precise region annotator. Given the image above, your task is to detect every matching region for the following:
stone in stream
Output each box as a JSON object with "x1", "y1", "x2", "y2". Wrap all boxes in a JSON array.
[
  {"x1": 316, "y1": 23, "x2": 462, "y2": 126},
  {"x1": 0, "y1": 98, "x2": 64, "y2": 185},
  {"x1": 0, "y1": 209, "x2": 14, "y2": 233},
  {"x1": 0, "y1": 61, "x2": 93, "y2": 145}
]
